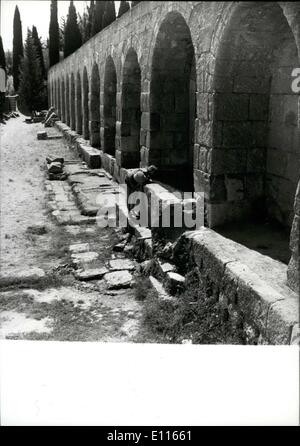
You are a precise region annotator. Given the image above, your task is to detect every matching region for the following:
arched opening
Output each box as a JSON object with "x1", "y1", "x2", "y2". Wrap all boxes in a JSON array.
[
  {"x1": 70, "y1": 73, "x2": 76, "y2": 130},
  {"x1": 121, "y1": 48, "x2": 141, "y2": 168},
  {"x1": 65, "y1": 74, "x2": 70, "y2": 126},
  {"x1": 211, "y1": 1, "x2": 300, "y2": 264},
  {"x1": 90, "y1": 63, "x2": 100, "y2": 147},
  {"x1": 76, "y1": 72, "x2": 82, "y2": 134},
  {"x1": 150, "y1": 12, "x2": 196, "y2": 191},
  {"x1": 103, "y1": 56, "x2": 117, "y2": 155},
  {"x1": 61, "y1": 77, "x2": 65, "y2": 122},
  {"x1": 83, "y1": 67, "x2": 89, "y2": 140}
]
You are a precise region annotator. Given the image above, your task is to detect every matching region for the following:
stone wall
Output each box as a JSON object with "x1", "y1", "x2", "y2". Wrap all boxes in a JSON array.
[{"x1": 49, "y1": 1, "x2": 300, "y2": 293}]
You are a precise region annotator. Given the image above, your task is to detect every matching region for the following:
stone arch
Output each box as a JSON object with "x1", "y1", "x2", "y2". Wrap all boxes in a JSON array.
[
  {"x1": 61, "y1": 77, "x2": 65, "y2": 122},
  {"x1": 103, "y1": 56, "x2": 117, "y2": 155},
  {"x1": 76, "y1": 71, "x2": 82, "y2": 134},
  {"x1": 90, "y1": 63, "x2": 101, "y2": 147},
  {"x1": 119, "y1": 48, "x2": 141, "y2": 168},
  {"x1": 65, "y1": 74, "x2": 70, "y2": 126},
  {"x1": 149, "y1": 11, "x2": 196, "y2": 191},
  {"x1": 83, "y1": 67, "x2": 89, "y2": 140},
  {"x1": 207, "y1": 1, "x2": 300, "y2": 265},
  {"x1": 70, "y1": 73, "x2": 76, "y2": 130}
]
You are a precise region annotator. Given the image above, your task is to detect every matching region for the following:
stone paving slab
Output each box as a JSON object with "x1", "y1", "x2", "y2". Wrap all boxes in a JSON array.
[
  {"x1": 104, "y1": 271, "x2": 133, "y2": 289},
  {"x1": 74, "y1": 267, "x2": 109, "y2": 281},
  {"x1": 108, "y1": 259, "x2": 135, "y2": 271}
]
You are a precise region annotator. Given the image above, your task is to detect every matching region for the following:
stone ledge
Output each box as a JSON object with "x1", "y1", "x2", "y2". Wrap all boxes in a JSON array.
[{"x1": 175, "y1": 228, "x2": 299, "y2": 345}]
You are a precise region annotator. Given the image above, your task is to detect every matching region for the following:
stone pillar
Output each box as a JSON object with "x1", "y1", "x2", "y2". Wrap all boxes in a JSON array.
[
  {"x1": 66, "y1": 76, "x2": 70, "y2": 127},
  {"x1": 287, "y1": 180, "x2": 300, "y2": 293}
]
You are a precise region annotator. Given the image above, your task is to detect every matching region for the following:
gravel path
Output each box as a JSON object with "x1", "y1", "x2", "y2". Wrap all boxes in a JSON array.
[{"x1": 0, "y1": 117, "x2": 153, "y2": 342}]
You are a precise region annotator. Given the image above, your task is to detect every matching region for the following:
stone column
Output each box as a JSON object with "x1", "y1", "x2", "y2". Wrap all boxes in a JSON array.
[{"x1": 287, "y1": 180, "x2": 300, "y2": 293}]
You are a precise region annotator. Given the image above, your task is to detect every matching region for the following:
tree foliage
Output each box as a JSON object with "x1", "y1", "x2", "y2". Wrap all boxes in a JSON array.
[
  {"x1": 91, "y1": 1, "x2": 105, "y2": 36},
  {"x1": 49, "y1": 0, "x2": 60, "y2": 67},
  {"x1": 102, "y1": 1, "x2": 116, "y2": 29},
  {"x1": 32, "y1": 26, "x2": 46, "y2": 79},
  {"x1": 64, "y1": 1, "x2": 82, "y2": 58},
  {"x1": 19, "y1": 28, "x2": 47, "y2": 113},
  {"x1": 131, "y1": 1, "x2": 141, "y2": 6},
  {"x1": 0, "y1": 36, "x2": 6, "y2": 71},
  {"x1": 118, "y1": 1, "x2": 130, "y2": 18},
  {"x1": 13, "y1": 6, "x2": 23, "y2": 91}
]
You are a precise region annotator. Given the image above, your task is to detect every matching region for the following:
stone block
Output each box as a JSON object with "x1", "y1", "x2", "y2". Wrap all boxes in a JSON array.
[
  {"x1": 215, "y1": 93, "x2": 249, "y2": 121},
  {"x1": 37, "y1": 131, "x2": 47, "y2": 140},
  {"x1": 69, "y1": 243, "x2": 90, "y2": 253},
  {"x1": 166, "y1": 272, "x2": 185, "y2": 295},
  {"x1": 104, "y1": 270, "x2": 133, "y2": 289},
  {"x1": 108, "y1": 258, "x2": 135, "y2": 271},
  {"x1": 75, "y1": 267, "x2": 108, "y2": 281}
]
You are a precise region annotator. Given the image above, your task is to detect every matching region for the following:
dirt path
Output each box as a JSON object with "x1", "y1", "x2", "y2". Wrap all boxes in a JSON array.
[{"x1": 0, "y1": 116, "x2": 153, "y2": 343}]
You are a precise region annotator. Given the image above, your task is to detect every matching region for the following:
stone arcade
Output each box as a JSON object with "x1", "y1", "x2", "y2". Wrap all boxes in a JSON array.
[{"x1": 48, "y1": 1, "x2": 300, "y2": 343}]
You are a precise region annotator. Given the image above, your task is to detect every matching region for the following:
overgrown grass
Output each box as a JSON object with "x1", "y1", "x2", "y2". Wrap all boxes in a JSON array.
[{"x1": 139, "y1": 269, "x2": 245, "y2": 344}]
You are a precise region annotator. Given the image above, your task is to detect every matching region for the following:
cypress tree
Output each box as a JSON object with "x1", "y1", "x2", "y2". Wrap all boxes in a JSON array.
[
  {"x1": 86, "y1": 1, "x2": 95, "y2": 39},
  {"x1": 102, "y1": 1, "x2": 116, "y2": 29},
  {"x1": 118, "y1": 1, "x2": 130, "y2": 18},
  {"x1": 78, "y1": 10, "x2": 89, "y2": 43},
  {"x1": 13, "y1": 6, "x2": 23, "y2": 91},
  {"x1": 0, "y1": 36, "x2": 6, "y2": 71},
  {"x1": 64, "y1": 1, "x2": 82, "y2": 58},
  {"x1": 32, "y1": 26, "x2": 46, "y2": 79},
  {"x1": 49, "y1": 0, "x2": 60, "y2": 67},
  {"x1": 91, "y1": 1, "x2": 105, "y2": 36},
  {"x1": 19, "y1": 28, "x2": 46, "y2": 113}
]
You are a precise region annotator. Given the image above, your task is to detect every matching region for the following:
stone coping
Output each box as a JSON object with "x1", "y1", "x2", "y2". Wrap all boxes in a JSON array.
[{"x1": 177, "y1": 228, "x2": 298, "y2": 344}]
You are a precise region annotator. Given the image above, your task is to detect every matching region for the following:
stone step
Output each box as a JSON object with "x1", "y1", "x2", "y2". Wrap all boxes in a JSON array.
[{"x1": 104, "y1": 270, "x2": 133, "y2": 289}]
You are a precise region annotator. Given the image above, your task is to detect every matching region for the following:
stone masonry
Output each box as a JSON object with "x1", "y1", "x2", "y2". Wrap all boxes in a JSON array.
[{"x1": 49, "y1": 1, "x2": 300, "y2": 294}]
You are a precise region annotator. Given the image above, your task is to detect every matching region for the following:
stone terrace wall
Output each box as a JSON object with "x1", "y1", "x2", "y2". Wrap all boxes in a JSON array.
[{"x1": 49, "y1": 1, "x2": 300, "y2": 293}]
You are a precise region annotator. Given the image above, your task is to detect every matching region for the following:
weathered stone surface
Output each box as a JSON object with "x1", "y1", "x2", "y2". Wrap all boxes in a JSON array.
[
  {"x1": 149, "y1": 276, "x2": 175, "y2": 302},
  {"x1": 0, "y1": 268, "x2": 45, "y2": 287},
  {"x1": 104, "y1": 270, "x2": 133, "y2": 289},
  {"x1": 69, "y1": 243, "x2": 90, "y2": 253},
  {"x1": 174, "y1": 228, "x2": 299, "y2": 343},
  {"x1": 71, "y1": 251, "x2": 99, "y2": 264},
  {"x1": 108, "y1": 259, "x2": 135, "y2": 271},
  {"x1": 75, "y1": 267, "x2": 108, "y2": 281}
]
